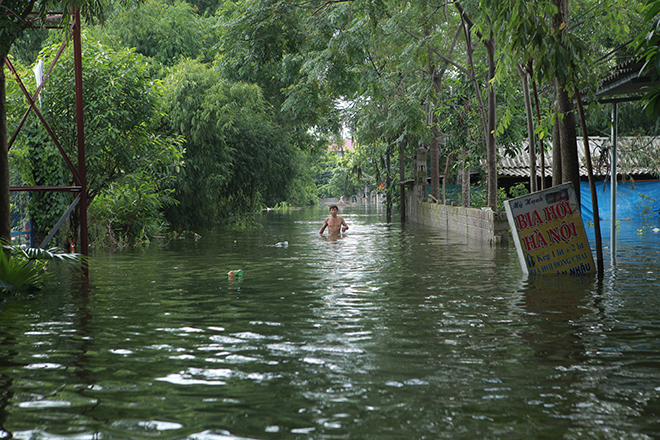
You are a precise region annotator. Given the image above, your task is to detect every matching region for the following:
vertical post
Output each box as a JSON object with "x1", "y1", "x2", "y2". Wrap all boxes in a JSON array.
[
  {"x1": 73, "y1": 9, "x2": 88, "y2": 266},
  {"x1": 416, "y1": 147, "x2": 427, "y2": 203},
  {"x1": 399, "y1": 141, "x2": 406, "y2": 223},
  {"x1": 610, "y1": 102, "x2": 618, "y2": 266}
]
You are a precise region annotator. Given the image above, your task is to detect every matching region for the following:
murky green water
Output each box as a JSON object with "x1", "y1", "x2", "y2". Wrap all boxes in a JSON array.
[{"x1": 1, "y1": 205, "x2": 659, "y2": 439}]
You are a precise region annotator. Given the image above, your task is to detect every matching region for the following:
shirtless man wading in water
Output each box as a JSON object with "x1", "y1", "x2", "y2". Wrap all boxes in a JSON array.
[{"x1": 319, "y1": 205, "x2": 349, "y2": 235}]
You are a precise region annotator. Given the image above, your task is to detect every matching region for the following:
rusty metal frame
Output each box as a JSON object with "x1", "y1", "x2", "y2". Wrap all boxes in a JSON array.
[{"x1": 6, "y1": 8, "x2": 88, "y2": 259}]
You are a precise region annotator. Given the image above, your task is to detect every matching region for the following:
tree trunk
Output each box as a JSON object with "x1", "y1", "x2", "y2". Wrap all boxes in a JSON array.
[
  {"x1": 399, "y1": 139, "x2": 406, "y2": 222},
  {"x1": 0, "y1": 55, "x2": 11, "y2": 246},
  {"x1": 552, "y1": 111, "x2": 562, "y2": 187},
  {"x1": 553, "y1": 0, "x2": 580, "y2": 199},
  {"x1": 386, "y1": 146, "x2": 392, "y2": 222},
  {"x1": 461, "y1": 147, "x2": 470, "y2": 207},
  {"x1": 575, "y1": 87, "x2": 604, "y2": 277},
  {"x1": 430, "y1": 126, "x2": 439, "y2": 201},
  {"x1": 485, "y1": 38, "x2": 497, "y2": 210},
  {"x1": 518, "y1": 64, "x2": 537, "y2": 193},
  {"x1": 458, "y1": 7, "x2": 491, "y2": 208},
  {"x1": 442, "y1": 154, "x2": 450, "y2": 204},
  {"x1": 530, "y1": 74, "x2": 546, "y2": 190},
  {"x1": 557, "y1": 86, "x2": 580, "y2": 199}
]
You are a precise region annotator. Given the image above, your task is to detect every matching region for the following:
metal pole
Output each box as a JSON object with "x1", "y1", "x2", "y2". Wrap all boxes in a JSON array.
[
  {"x1": 73, "y1": 9, "x2": 88, "y2": 267},
  {"x1": 610, "y1": 102, "x2": 618, "y2": 266},
  {"x1": 39, "y1": 196, "x2": 80, "y2": 249}
]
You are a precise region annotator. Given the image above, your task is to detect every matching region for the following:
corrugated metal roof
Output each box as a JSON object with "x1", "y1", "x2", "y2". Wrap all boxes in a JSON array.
[
  {"x1": 596, "y1": 58, "x2": 659, "y2": 98},
  {"x1": 498, "y1": 136, "x2": 659, "y2": 178}
]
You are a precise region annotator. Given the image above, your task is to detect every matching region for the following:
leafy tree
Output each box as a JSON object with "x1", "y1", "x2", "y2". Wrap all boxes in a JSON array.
[
  {"x1": 89, "y1": 0, "x2": 216, "y2": 68},
  {"x1": 325, "y1": 148, "x2": 373, "y2": 199},
  {"x1": 636, "y1": 0, "x2": 660, "y2": 119},
  {"x1": 217, "y1": 0, "x2": 308, "y2": 115},
  {"x1": 161, "y1": 59, "x2": 294, "y2": 228},
  {"x1": 10, "y1": 28, "x2": 50, "y2": 66},
  {"x1": 39, "y1": 38, "x2": 175, "y2": 199},
  {"x1": 217, "y1": 0, "x2": 358, "y2": 150},
  {"x1": 502, "y1": 0, "x2": 646, "y2": 190},
  {"x1": 434, "y1": 78, "x2": 483, "y2": 206},
  {"x1": 283, "y1": 150, "x2": 319, "y2": 207},
  {"x1": 585, "y1": 100, "x2": 660, "y2": 136},
  {"x1": 187, "y1": 0, "x2": 220, "y2": 16},
  {"x1": 8, "y1": 37, "x2": 183, "y2": 246},
  {"x1": 1, "y1": 0, "x2": 108, "y2": 246},
  {"x1": 293, "y1": 1, "x2": 457, "y2": 214}
]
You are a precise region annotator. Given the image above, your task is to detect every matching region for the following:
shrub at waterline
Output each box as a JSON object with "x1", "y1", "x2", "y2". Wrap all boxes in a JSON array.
[{"x1": 0, "y1": 244, "x2": 85, "y2": 294}]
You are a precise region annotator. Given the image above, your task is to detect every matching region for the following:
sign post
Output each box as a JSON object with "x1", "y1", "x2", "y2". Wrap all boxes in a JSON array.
[{"x1": 504, "y1": 182, "x2": 595, "y2": 276}]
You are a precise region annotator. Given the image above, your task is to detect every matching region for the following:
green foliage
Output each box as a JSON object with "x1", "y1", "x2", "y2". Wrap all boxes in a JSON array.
[
  {"x1": 314, "y1": 151, "x2": 339, "y2": 198},
  {"x1": 434, "y1": 78, "x2": 484, "y2": 164},
  {"x1": 4, "y1": 0, "x2": 657, "y2": 249},
  {"x1": 89, "y1": 0, "x2": 216, "y2": 67},
  {"x1": 0, "y1": 0, "x2": 108, "y2": 65},
  {"x1": 327, "y1": 167, "x2": 360, "y2": 198},
  {"x1": 584, "y1": 100, "x2": 660, "y2": 137},
  {"x1": 161, "y1": 59, "x2": 295, "y2": 228},
  {"x1": 469, "y1": 186, "x2": 508, "y2": 211},
  {"x1": 284, "y1": 150, "x2": 320, "y2": 207},
  {"x1": 216, "y1": 0, "x2": 308, "y2": 113},
  {"x1": 7, "y1": 36, "x2": 184, "y2": 247},
  {"x1": 21, "y1": 122, "x2": 72, "y2": 240},
  {"x1": 8, "y1": 146, "x2": 30, "y2": 236},
  {"x1": 316, "y1": 146, "x2": 375, "y2": 199},
  {"x1": 0, "y1": 243, "x2": 85, "y2": 293},
  {"x1": 634, "y1": 192, "x2": 658, "y2": 220},
  {"x1": 508, "y1": 182, "x2": 530, "y2": 199},
  {"x1": 467, "y1": 183, "x2": 527, "y2": 211},
  {"x1": 0, "y1": 250, "x2": 48, "y2": 293},
  {"x1": 9, "y1": 28, "x2": 50, "y2": 65},
  {"x1": 88, "y1": 172, "x2": 175, "y2": 248},
  {"x1": 635, "y1": 0, "x2": 660, "y2": 119},
  {"x1": 187, "y1": 0, "x2": 219, "y2": 16},
  {"x1": 39, "y1": 36, "x2": 174, "y2": 201}
]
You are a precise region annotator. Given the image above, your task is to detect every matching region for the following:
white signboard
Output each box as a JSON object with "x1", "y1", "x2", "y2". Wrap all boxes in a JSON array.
[{"x1": 504, "y1": 182, "x2": 595, "y2": 276}]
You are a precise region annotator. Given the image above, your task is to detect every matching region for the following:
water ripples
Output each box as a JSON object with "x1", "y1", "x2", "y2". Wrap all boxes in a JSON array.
[{"x1": 2, "y1": 208, "x2": 660, "y2": 438}]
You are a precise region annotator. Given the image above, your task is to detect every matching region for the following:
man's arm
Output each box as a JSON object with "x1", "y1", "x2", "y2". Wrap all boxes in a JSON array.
[
  {"x1": 319, "y1": 219, "x2": 328, "y2": 234},
  {"x1": 341, "y1": 219, "x2": 349, "y2": 232}
]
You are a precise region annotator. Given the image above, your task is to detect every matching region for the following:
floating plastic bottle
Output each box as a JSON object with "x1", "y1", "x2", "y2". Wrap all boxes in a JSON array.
[
  {"x1": 275, "y1": 241, "x2": 288, "y2": 247},
  {"x1": 227, "y1": 269, "x2": 243, "y2": 280}
]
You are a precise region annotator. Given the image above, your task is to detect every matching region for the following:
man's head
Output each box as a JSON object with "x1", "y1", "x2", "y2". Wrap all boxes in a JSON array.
[{"x1": 329, "y1": 205, "x2": 338, "y2": 216}]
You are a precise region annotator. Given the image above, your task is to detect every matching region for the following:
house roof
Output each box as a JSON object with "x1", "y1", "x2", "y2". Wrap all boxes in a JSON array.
[
  {"x1": 595, "y1": 58, "x2": 660, "y2": 99},
  {"x1": 498, "y1": 136, "x2": 659, "y2": 178}
]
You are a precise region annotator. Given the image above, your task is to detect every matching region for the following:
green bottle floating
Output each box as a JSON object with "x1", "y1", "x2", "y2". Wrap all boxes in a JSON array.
[{"x1": 227, "y1": 269, "x2": 243, "y2": 280}]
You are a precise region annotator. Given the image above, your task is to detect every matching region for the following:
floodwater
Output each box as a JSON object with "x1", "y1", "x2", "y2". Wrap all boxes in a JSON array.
[{"x1": 1, "y1": 205, "x2": 659, "y2": 439}]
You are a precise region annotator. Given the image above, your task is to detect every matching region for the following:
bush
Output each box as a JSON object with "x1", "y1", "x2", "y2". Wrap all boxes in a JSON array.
[
  {"x1": 88, "y1": 173, "x2": 176, "y2": 248},
  {"x1": 508, "y1": 182, "x2": 530, "y2": 199},
  {"x1": 469, "y1": 186, "x2": 507, "y2": 211},
  {"x1": 0, "y1": 244, "x2": 85, "y2": 293}
]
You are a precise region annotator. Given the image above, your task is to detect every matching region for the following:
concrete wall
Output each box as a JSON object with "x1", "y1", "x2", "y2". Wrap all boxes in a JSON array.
[{"x1": 407, "y1": 195, "x2": 510, "y2": 245}]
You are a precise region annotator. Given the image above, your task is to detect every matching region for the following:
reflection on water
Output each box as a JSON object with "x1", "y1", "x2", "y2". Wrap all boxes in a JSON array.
[
  {"x1": 0, "y1": 206, "x2": 659, "y2": 439},
  {"x1": 519, "y1": 275, "x2": 594, "y2": 366}
]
